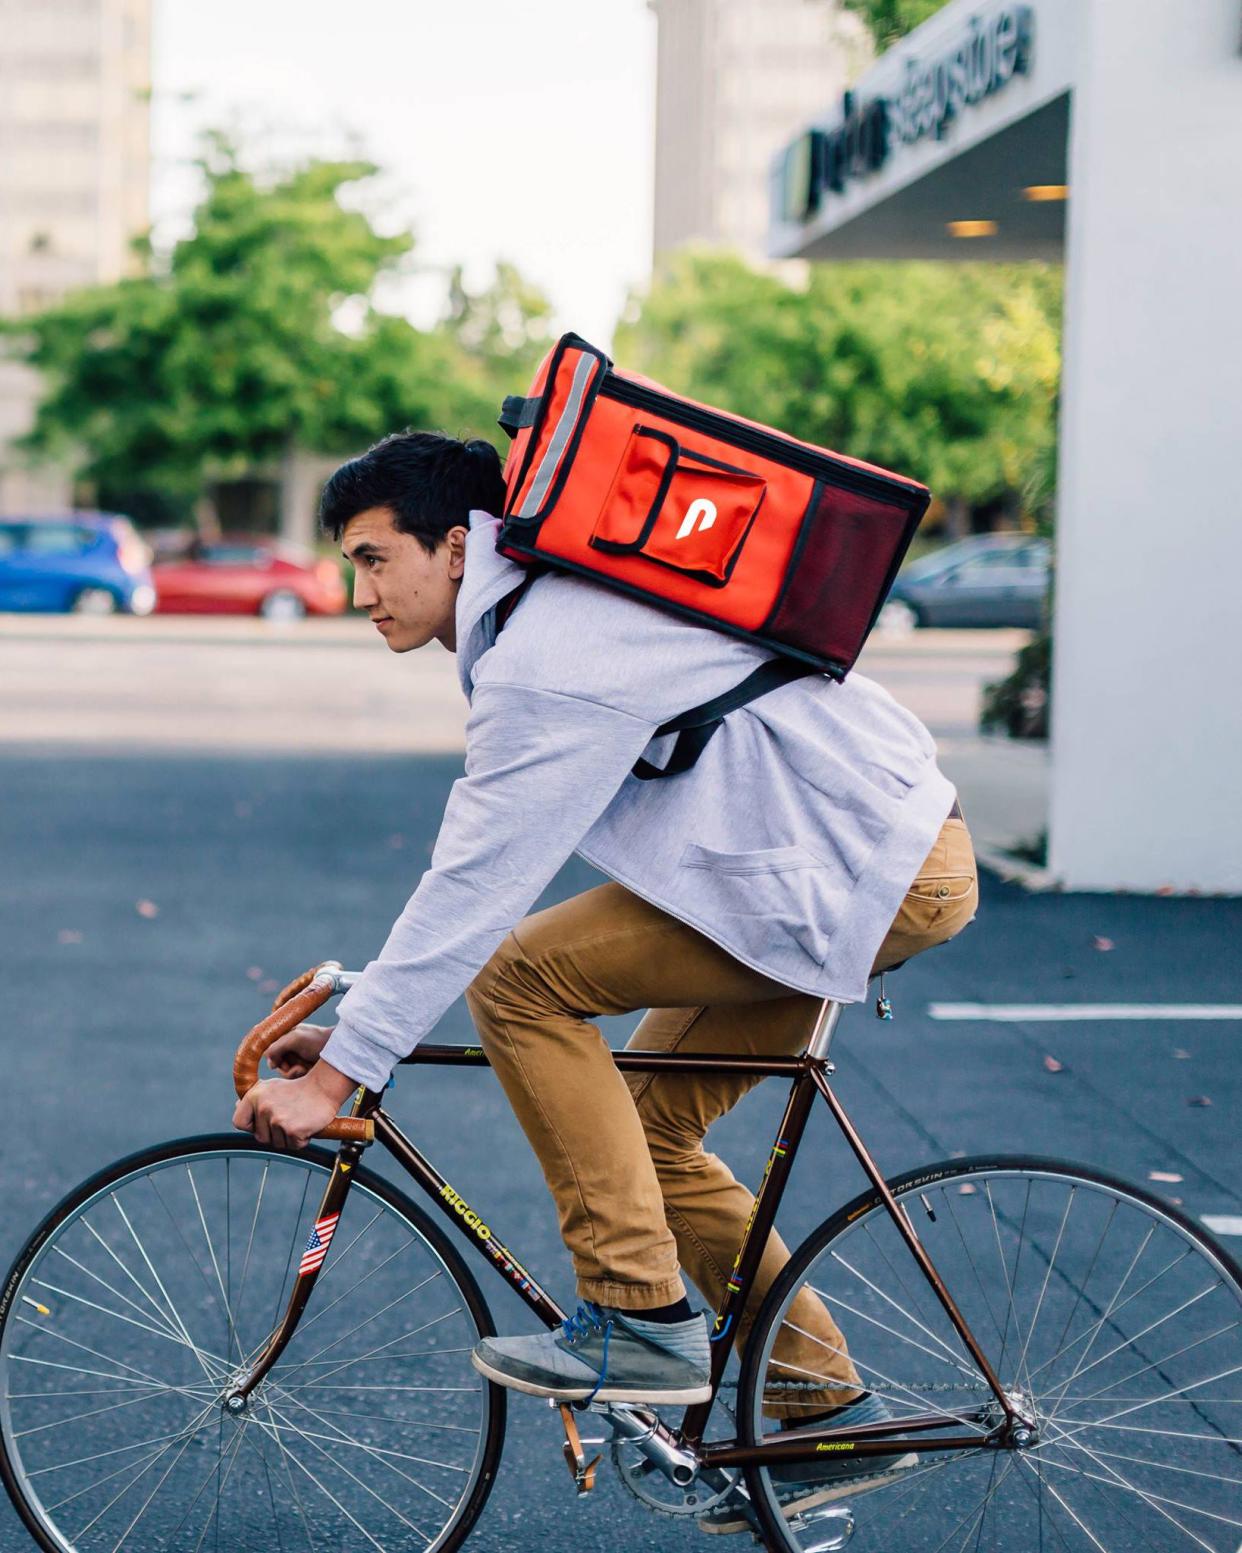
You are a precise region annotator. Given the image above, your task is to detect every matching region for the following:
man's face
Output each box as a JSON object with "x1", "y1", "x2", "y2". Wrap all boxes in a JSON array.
[{"x1": 341, "y1": 506, "x2": 467, "y2": 653}]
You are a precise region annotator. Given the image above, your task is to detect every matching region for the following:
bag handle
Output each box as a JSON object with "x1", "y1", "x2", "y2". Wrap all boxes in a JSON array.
[
  {"x1": 631, "y1": 659, "x2": 818, "y2": 781},
  {"x1": 498, "y1": 394, "x2": 542, "y2": 439}
]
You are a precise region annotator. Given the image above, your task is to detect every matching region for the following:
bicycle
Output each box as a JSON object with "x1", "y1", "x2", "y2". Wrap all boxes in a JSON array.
[{"x1": 2, "y1": 959, "x2": 1239, "y2": 1552}]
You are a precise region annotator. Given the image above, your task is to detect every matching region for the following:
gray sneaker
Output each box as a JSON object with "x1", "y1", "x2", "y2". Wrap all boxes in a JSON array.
[
  {"x1": 471, "y1": 1302, "x2": 712, "y2": 1404},
  {"x1": 698, "y1": 1391, "x2": 916, "y2": 1535}
]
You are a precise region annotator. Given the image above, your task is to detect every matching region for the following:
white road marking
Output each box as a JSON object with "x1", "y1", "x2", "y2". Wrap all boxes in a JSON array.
[
  {"x1": 928, "y1": 1004, "x2": 1242, "y2": 1022},
  {"x1": 1201, "y1": 1216, "x2": 1242, "y2": 1238}
]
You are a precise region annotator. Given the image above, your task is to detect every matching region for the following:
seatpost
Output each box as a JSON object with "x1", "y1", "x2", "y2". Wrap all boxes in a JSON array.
[{"x1": 805, "y1": 998, "x2": 844, "y2": 1062}]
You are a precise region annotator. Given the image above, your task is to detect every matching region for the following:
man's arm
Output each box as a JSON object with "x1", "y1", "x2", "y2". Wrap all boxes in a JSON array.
[{"x1": 319, "y1": 682, "x2": 657, "y2": 1091}]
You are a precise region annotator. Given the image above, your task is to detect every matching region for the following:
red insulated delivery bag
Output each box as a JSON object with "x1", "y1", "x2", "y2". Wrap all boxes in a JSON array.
[{"x1": 496, "y1": 332, "x2": 930, "y2": 677}]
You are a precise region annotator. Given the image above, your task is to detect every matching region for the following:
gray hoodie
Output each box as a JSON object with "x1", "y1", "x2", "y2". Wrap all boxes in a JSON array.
[{"x1": 322, "y1": 512, "x2": 956, "y2": 1090}]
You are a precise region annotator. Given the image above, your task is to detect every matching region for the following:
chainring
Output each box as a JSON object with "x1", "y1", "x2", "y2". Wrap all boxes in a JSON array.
[{"x1": 611, "y1": 1399, "x2": 742, "y2": 1517}]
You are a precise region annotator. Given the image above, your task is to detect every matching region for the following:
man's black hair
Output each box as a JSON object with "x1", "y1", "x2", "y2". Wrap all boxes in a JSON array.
[{"x1": 319, "y1": 431, "x2": 507, "y2": 553}]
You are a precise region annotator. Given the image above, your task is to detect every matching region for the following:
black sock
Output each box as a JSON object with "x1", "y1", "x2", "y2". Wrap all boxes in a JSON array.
[{"x1": 626, "y1": 1296, "x2": 695, "y2": 1324}]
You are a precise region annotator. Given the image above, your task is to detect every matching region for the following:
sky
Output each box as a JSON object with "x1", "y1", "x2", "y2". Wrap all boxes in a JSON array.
[{"x1": 150, "y1": 0, "x2": 658, "y2": 349}]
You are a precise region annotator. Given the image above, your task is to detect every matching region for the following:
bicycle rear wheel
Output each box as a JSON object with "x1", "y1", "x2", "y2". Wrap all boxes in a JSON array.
[
  {"x1": 0, "y1": 1134, "x2": 505, "y2": 1552},
  {"x1": 738, "y1": 1156, "x2": 1242, "y2": 1553}
]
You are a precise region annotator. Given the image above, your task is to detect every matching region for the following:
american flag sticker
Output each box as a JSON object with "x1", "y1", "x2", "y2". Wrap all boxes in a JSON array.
[{"x1": 298, "y1": 1213, "x2": 340, "y2": 1276}]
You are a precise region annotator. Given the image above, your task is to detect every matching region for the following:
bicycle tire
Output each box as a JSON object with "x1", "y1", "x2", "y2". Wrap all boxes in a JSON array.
[
  {"x1": 0, "y1": 1133, "x2": 507, "y2": 1553},
  {"x1": 736, "y1": 1155, "x2": 1242, "y2": 1553}
]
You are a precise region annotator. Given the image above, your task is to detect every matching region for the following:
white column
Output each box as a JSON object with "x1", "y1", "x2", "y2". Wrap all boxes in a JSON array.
[{"x1": 1048, "y1": 0, "x2": 1242, "y2": 891}]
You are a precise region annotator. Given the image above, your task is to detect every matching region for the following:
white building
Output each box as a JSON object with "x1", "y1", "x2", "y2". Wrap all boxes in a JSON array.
[
  {"x1": 650, "y1": 0, "x2": 871, "y2": 260},
  {"x1": 0, "y1": 0, "x2": 152, "y2": 514},
  {"x1": 770, "y1": 0, "x2": 1242, "y2": 894}
]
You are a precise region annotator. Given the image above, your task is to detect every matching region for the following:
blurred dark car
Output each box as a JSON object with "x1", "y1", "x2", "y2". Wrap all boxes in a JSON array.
[
  {"x1": 878, "y1": 534, "x2": 1051, "y2": 631},
  {"x1": 152, "y1": 534, "x2": 347, "y2": 620},
  {"x1": 0, "y1": 513, "x2": 155, "y2": 615}
]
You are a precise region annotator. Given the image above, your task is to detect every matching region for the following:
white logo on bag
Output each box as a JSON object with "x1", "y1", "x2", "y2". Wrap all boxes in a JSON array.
[{"x1": 675, "y1": 498, "x2": 718, "y2": 541}]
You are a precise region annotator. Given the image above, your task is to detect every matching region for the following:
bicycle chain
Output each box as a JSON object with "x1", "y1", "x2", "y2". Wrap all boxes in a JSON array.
[{"x1": 726, "y1": 1379, "x2": 992, "y2": 1396}]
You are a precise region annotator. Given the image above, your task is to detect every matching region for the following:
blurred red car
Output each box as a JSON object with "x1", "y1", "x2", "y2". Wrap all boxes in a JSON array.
[{"x1": 152, "y1": 534, "x2": 347, "y2": 619}]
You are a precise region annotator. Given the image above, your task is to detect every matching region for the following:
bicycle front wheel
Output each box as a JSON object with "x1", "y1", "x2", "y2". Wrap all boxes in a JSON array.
[
  {"x1": 0, "y1": 1134, "x2": 505, "y2": 1553},
  {"x1": 739, "y1": 1156, "x2": 1242, "y2": 1553}
]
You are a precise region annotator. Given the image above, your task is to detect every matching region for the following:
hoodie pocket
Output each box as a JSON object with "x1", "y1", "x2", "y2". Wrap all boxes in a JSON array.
[{"x1": 679, "y1": 842, "x2": 833, "y2": 964}]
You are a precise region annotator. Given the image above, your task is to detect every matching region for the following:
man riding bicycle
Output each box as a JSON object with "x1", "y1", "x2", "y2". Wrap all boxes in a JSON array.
[{"x1": 234, "y1": 430, "x2": 978, "y2": 1524}]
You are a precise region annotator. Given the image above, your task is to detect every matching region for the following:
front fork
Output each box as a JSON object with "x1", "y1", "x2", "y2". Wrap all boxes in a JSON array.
[{"x1": 224, "y1": 1089, "x2": 378, "y2": 1411}]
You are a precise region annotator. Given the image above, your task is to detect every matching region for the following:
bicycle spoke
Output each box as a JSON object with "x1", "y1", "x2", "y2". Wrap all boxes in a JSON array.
[
  {"x1": 112, "y1": 1193, "x2": 221, "y2": 1391},
  {"x1": 283, "y1": 1304, "x2": 461, "y2": 1392},
  {"x1": 1010, "y1": 1455, "x2": 1092, "y2": 1553},
  {"x1": 10, "y1": 1352, "x2": 177, "y2": 1390},
  {"x1": 281, "y1": 1343, "x2": 473, "y2": 1368},
  {"x1": 277, "y1": 1274, "x2": 445, "y2": 1377},
  {"x1": 801, "y1": 1282, "x2": 987, "y2": 1386},
  {"x1": 188, "y1": 1421, "x2": 250, "y2": 1553},
  {"x1": 271, "y1": 1170, "x2": 314, "y2": 1334},
  {"x1": 15, "y1": 1315, "x2": 196, "y2": 1396},
  {"x1": 260, "y1": 1393, "x2": 440, "y2": 1541},
  {"x1": 1037, "y1": 1442, "x2": 1225, "y2": 1549},
  {"x1": 268, "y1": 1382, "x2": 464, "y2": 1500},
  {"x1": 1044, "y1": 1224, "x2": 1157, "y2": 1396},
  {"x1": 984, "y1": 1179, "x2": 1031, "y2": 1393},
  {"x1": 298, "y1": 1400, "x2": 481, "y2": 1434},
  {"x1": 1012, "y1": 1184, "x2": 1077, "y2": 1384},
  {"x1": 821, "y1": 1256, "x2": 987, "y2": 1383},
  {"x1": 231, "y1": 1158, "x2": 270, "y2": 1356},
  {"x1": 50, "y1": 1242, "x2": 188, "y2": 1347},
  {"x1": 1047, "y1": 1359, "x2": 1242, "y2": 1451},
  {"x1": 942, "y1": 1185, "x2": 1011, "y2": 1352},
  {"x1": 30, "y1": 1275, "x2": 230, "y2": 1370},
  {"x1": 1060, "y1": 1441, "x2": 1242, "y2": 1489},
  {"x1": 186, "y1": 1165, "x2": 245, "y2": 1367},
  {"x1": 1047, "y1": 1320, "x2": 1239, "y2": 1422},
  {"x1": 79, "y1": 1213, "x2": 205, "y2": 1372},
  {"x1": 13, "y1": 1375, "x2": 208, "y2": 1442},
  {"x1": 68, "y1": 1400, "x2": 216, "y2": 1541}
]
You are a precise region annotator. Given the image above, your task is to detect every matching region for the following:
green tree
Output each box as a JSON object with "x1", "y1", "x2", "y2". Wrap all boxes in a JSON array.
[
  {"x1": 2, "y1": 137, "x2": 546, "y2": 521},
  {"x1": 616, "y1": 248, "x2": 1061, "y2": 513},
  {"x1": 841, "y1": 0, "x2": 948, "y2": 49}
]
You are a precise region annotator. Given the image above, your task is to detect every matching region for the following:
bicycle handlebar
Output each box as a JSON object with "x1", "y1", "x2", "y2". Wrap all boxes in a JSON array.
[{"x1": 233, "y1": 961, "x2": 375, "y2": 1144}]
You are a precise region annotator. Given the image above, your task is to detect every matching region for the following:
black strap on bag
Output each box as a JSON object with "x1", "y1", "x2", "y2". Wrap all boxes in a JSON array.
[
  {"x1": 631, "y1": 659, "x2": 818, "y2": 781},
  {"x1": 493, "y1": 580, "x2": 817, "y2": 782},
  {"x1": 498, "y1": 395, "x2": 541, "y2": 438}
]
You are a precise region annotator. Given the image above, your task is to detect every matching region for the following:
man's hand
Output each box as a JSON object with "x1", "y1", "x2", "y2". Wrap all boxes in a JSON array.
[
  {"x1": 233, "y1": 1059, "x2": 359, "y2": 1151},
  {"x1": 266, "y1": 1022, "x2": 334, "y2": 1077}
]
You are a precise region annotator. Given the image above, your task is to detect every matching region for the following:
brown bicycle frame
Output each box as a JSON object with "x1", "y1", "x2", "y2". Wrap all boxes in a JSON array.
[{"x1": 227, "y1": 1036, "x2": 1025, "y2": 1469}]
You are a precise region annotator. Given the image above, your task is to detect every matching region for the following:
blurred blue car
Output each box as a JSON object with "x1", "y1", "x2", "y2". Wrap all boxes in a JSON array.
[
  {"x1": 877, "y1": 533, "x2": 1051, "y2": 631},
  {"x1": 0, "y1": 513, "x2": 156, "y2": 615}
]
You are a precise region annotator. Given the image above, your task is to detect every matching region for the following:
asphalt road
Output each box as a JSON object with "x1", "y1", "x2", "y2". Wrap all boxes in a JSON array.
[{"x1": 0, "y1": 622, "x2": 1238, "y2": 1550}]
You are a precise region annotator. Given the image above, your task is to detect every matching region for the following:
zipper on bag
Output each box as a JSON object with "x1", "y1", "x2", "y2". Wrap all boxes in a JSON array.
[{"x1": 600, "y1": 375, "x2": 914, "y2": 508}]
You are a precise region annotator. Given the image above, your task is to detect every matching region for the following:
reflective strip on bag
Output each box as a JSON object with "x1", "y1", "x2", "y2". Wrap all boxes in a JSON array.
[{"x1": 517, "y1": 351, "x2": 597, "y2": 518}]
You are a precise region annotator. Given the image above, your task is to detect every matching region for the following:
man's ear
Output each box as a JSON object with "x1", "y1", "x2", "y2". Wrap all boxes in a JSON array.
[{"x1": 447, "y1": 525, "x2": 469, "y2": 582}]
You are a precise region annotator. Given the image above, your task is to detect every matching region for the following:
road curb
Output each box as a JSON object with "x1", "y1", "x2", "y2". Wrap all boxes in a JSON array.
[{"x1": 975, "y1": 842, "x2": 1062, "y2": 892}]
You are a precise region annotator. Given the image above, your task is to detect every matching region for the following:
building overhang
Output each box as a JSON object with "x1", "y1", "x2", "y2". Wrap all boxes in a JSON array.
[{"x1": 769, "y1": 0, "x2": 1081, "y2": 263}]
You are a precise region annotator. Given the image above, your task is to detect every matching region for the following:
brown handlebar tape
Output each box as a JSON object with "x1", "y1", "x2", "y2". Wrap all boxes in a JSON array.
[
  {"x1": 234, "y1": 970, "x2": 374, "y2": 1144},
  {"x1": 271, "y1": 966, "x2": 318, "y2": 1013}
]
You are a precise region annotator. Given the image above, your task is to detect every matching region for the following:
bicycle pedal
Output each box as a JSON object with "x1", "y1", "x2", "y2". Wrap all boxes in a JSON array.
[{"x1": 557, "y1": 1403, "x2": 603, "y2": 1494}]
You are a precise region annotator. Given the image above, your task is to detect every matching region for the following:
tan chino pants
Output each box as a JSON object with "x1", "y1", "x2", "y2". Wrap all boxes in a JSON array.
[{"x1": 464, "y1": 813, "x2": 978, "y2": 1415}]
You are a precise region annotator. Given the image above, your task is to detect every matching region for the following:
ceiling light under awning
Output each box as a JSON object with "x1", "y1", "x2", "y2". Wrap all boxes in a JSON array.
[
  {"x1": 1022, "y1": 185, "x2": 1070, "y2": 201},
  {"x1": 947, "y1": 220, "x2": 999, "y2": 238}
]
